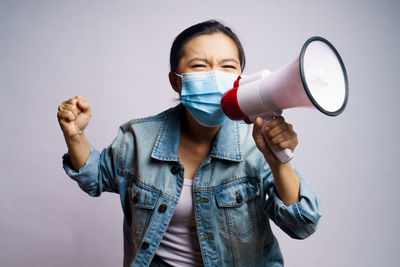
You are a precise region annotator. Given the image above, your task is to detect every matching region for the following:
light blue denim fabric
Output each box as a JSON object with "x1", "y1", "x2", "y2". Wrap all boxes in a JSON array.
[{"x1": 63, "y1": 104, "x2": 321, "y2": 267}]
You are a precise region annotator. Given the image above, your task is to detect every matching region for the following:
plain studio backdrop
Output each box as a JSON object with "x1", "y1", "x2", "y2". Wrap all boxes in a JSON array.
[{"x1": 1, "y1": 0, "x2": 399, "y2": 266}]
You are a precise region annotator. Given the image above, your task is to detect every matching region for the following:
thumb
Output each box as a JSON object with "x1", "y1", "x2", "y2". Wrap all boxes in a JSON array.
[
  {"x1": 253, "y1": 117, "x2": 265, "y2": 137},
  {"x1": 76, "y1": 96, "x2": 91, "y2": 114},
  {"x1": 253, "y1": 117, "x2": 268, "y2": 147},
  {"x1": 252, "y1": 117, "x2": 275, "y2": 158},
  {"x1": 77, "y1": 100, "x2": 89, "y2": 110}
]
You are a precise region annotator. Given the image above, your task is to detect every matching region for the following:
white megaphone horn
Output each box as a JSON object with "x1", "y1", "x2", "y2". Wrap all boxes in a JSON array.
[{"x1": 221, "y1": 36, "x2": 349, "y2": 163}]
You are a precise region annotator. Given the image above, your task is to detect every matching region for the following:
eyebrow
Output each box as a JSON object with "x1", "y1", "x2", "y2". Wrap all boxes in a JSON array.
[
  {"x1": 218, "y1": 58, "x2": 240, "y2": 65},
  {"x1": 186, "y1": 57, "x2": 239, "y2": 65},
  {"x1": 186, "y1": 58, "x2": 208, "y2": 64}
]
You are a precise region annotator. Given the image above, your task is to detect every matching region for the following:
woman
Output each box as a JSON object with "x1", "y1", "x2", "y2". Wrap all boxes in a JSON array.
[{"x1": 58, "y1": 20, "x2": 321, "y2": 267}]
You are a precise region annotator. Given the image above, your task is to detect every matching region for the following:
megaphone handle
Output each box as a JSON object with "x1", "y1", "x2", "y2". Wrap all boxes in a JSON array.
[{"x1": 262, "y1": 115, "x2": 294, "y2": 164}]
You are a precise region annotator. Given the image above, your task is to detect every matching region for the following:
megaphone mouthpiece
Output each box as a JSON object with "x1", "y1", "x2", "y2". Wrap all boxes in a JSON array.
[{"x1": 221, "y1": 84, "x2": 253, "y2": 123}]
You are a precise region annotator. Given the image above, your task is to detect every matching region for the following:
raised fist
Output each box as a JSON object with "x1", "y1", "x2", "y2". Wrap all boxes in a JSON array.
[{"x1": 57, "y1": 96, "x2": 92, "y2": 139}]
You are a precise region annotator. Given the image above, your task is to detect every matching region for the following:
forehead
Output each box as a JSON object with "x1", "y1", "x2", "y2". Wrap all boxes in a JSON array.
[{"x1": 182, "y1": 32, "x2": 239, "y2": 60}]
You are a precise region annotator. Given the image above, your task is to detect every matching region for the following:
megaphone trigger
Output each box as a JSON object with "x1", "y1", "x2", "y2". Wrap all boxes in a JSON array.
[{"x1": 271, "y1": 110, "x2": 282, "y2": 120}]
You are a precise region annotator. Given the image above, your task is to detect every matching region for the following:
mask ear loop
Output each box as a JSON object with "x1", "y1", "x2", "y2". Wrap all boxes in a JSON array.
[{"x1": 172, "y1": 72, "x2": 183, "y2": 101}]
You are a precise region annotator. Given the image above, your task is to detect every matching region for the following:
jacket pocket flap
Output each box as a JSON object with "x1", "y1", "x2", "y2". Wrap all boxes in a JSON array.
[
  {"x1": 130, "y1": 184, "x2": 159, "y2": 210},
  {"x1": 216, "y1": 180, "x2": 259, "y2": 208}
]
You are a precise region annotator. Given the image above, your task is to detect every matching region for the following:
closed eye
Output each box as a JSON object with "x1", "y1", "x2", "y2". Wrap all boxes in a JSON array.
[
  {"x1": 223, "y1": 65, "x2": 236, "y2": 69},
  {"x1": 192, "y1": 64, "x2": 207, "y2": 68}
]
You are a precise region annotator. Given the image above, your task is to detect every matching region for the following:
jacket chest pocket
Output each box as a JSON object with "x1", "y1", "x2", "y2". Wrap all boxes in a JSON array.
[
  {"x1": 128, "y1": 183, "x2": 159, "y2": 238},
  {"x1": 216, "y1": 179, "x2": 262, "y2": 238}
]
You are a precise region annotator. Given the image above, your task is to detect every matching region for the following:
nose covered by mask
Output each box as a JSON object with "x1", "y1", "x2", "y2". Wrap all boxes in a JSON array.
[{"x1": 176, "y1": 71, "x2": 239, "y2": 127}]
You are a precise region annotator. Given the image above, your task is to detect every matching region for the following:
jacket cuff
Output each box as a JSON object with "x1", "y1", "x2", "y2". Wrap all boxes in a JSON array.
[
  {"x1": 62, "y1": 144, "x2": 100, "y2": 180},
  {"x1": 272, "y1": 170, "x2": 322, "y2": 239}
]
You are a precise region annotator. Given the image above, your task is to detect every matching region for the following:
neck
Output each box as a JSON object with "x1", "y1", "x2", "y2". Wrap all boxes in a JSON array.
[{"x1": 182, "y1": 110, "x2": 220, "y2": 144}]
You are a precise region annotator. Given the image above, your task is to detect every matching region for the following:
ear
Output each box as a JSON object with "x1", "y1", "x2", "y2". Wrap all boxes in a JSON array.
[{"x1": 169, "y1": 71, "x2": 181, "y2": 94}]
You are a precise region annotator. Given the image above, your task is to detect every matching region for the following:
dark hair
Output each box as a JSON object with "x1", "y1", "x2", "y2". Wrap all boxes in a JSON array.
[{"x1": 169, "y1": 20, "x2": 246, "y2": 72}]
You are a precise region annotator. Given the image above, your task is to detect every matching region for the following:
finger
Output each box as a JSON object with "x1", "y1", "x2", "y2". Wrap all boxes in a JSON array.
[
  {"x1": 57, "y1": 109, "x2": 75, "y2": 122},
  {"x1": 64, "y1": 98, "x2": 78, "y2": 105},
  {"x1": 265, "y1": 116, "x2": 285, "y2": 129},
  {"x1": 270, "y1": 131, "x2": 296, "y2": 147},
  {"x1": 274, "y1": 139, "x2": 296, "y2": 152},
  {"x1": 266, "y1": 122, "x2": 291, "y2": 139},
  {"x1": 59, "y1": 103, "x2": 81, "y2": 118},
  {"x1": 59, "y1": 103, "x2": 80, "y2": 112}
]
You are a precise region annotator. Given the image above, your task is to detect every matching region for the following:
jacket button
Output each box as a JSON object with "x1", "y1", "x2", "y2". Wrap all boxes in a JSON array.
[
  {"x1": 141, "y1": 242, "x2": 149, "y2": 250},
  {"x1": 158, "y1": 204, "x2": 168, "y2": 213},
  {"x1": 132, "y1": 192, "x2": 140, "y2": 204},
  {"x1": 236, "y1": 194, "x2": 243, "y2": 204},
  {"x1": 170, "y1": 165, "x2": 180, "y2": 175}
]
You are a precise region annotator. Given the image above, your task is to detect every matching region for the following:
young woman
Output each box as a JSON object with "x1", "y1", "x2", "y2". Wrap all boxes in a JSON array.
[{"x1": 58, "y1": 20, "x2": 321, "y2": 267}]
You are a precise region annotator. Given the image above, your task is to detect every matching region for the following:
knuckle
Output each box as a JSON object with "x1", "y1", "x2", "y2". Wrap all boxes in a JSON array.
[
  {"x1": 275, "y1": 116, "x2": 284, "y2": 123},
  {"x1": 61, "y1": 104, "x2": 71, "y2": 111},
  {"x1": 68, "y1": 103, "x2": 78, "y2": 111},
  {"x1": 71, "y1": 105, "x2": 79, "y2": 112},
  {"x1": 271, "y1": 137, "x2": 279, "y2": 145},
  {"x1": 275, "y1": 144, "x2": 283, "y2": 150}
]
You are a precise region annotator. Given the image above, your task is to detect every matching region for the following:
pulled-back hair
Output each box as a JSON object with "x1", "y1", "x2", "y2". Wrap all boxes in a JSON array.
[{"x1": 170, "y1": 20, "x2": 246, "y2": 72}]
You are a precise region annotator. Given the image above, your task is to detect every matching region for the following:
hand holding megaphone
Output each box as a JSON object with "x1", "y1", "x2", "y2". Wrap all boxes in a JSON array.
[{"x1": 221, "y1": 36, "x2": 349, "y2": 163}]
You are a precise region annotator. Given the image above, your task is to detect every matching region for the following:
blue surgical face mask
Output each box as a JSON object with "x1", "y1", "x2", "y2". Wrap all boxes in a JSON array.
[{"x1": 176, "y1": 71, "x2": 239, "y2": 127}]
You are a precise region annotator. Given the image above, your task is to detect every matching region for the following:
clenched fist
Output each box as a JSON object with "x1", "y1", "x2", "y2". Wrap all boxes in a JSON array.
[
  {"x1": 57, "y1": 96, "x2": 92, "y2": 139},
  {"x1": 252, "y1": 116, "x2": 298, "y2": 168}
]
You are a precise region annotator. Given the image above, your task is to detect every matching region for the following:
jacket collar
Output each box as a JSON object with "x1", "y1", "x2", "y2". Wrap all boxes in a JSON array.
[{"x1": 151, "y1": 104, "x2": 243, "y2": 162}]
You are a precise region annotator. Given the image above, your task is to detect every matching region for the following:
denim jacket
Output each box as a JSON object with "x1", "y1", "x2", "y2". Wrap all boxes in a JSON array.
[{"x1": 63, "y1": 104, "x2": 321, "y2": 267}]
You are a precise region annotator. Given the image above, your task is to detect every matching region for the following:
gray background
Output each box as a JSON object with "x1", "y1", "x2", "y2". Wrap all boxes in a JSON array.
[{"x1": 1, "y1": 0, "x2": 399, "y2": 266}]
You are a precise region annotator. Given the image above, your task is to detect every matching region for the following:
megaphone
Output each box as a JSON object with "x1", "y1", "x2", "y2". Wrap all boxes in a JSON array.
[{"x1": 221, "y1": 36, "x2": 349, "y2": 163}]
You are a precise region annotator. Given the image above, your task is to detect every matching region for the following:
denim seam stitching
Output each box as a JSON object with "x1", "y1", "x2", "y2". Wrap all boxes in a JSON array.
[
  {"x1": 298, "y1": 205, "x2": 317, "y2": 224},
  {"x1": 292, "y1": 203, "x2": 308, "y2": 225}
]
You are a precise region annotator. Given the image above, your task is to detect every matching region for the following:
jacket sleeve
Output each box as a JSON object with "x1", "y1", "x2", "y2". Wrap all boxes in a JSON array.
[
  {"x1": 262, "y1": 163, "x2": 322, "y2": 239},
  {"x1": 62, "y1": 128, "x2": 125, "y2": 197}
]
